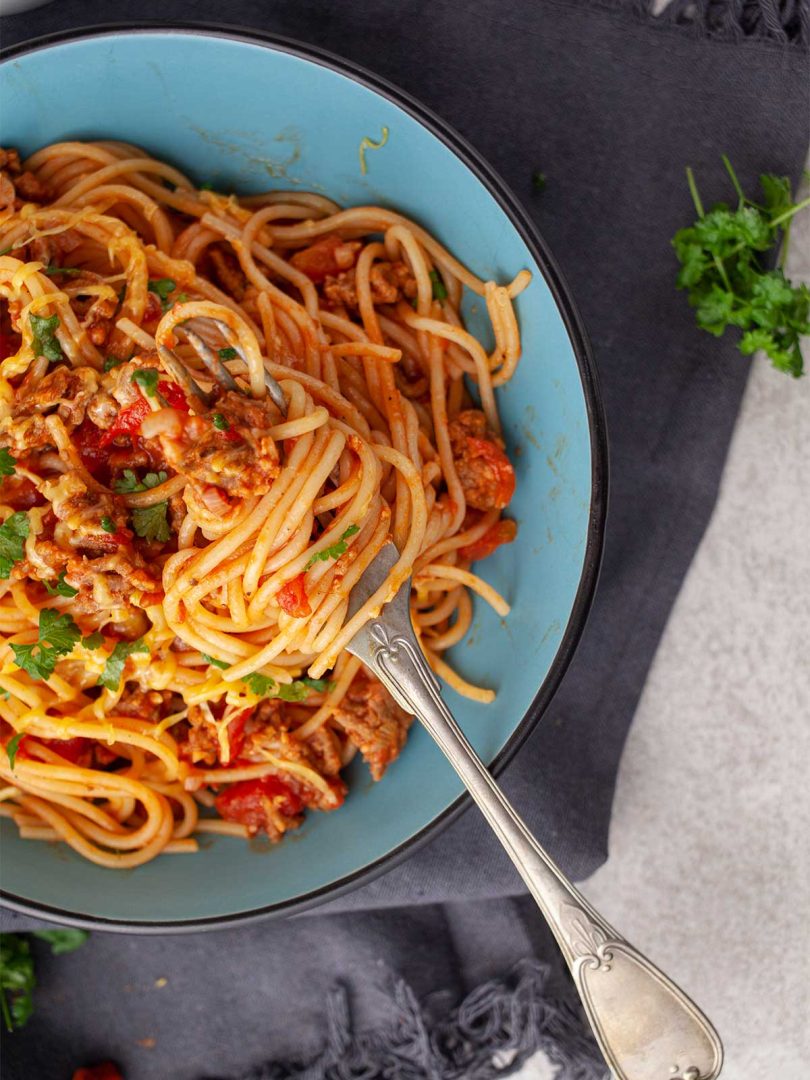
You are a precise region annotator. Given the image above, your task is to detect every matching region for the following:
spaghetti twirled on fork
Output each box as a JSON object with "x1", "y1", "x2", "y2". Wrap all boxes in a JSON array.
[{"x1": 0, "y1": 141, "x2": 527, "y2": 867}]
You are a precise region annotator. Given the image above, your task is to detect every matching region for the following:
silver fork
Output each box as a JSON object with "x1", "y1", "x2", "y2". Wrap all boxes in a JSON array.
[
  {"x1": 161, "y1": 334, "x2": 723, "y2": 1078},
  {"x1": 346, "y1": 543, "x2": 724, "y2": 1080},
  {"x1": 157, "y1": 317, "x2": 288, "y2": 414}
]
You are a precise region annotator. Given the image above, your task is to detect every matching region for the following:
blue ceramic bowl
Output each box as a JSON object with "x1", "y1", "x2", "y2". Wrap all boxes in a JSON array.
[{"x1": 0, "y1": 25, "x2": 606, "y2": 930}]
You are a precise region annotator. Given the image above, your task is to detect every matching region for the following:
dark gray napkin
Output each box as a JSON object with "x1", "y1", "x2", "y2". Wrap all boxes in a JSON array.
[{"x1": 1, "y1": 2, "x2": 808, "y2": 1078}]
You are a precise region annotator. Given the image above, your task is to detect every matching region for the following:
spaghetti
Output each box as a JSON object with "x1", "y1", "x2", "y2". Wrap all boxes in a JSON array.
[{"x1": 0, "y1": 141, "x2": 528, "y2": 868}]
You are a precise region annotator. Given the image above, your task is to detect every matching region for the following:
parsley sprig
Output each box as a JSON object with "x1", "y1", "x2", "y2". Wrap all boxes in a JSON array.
[
  {"x1": 673, "y1": 157, "x2": 810, "y2": 377},
  {"x1": 304, "y1": 525, "x2": 359, "y2": 571},
  {"x1": 10, "y1": 608, "x2": 81, "y2": 681},
  {"x1": 0, "y1": 512, "x2": 29, "y2": 579},
  {"x1": 0, "y1": 449, "x2": 16, "y2": 477},
  {"x1": 98, "y1": 638, "x2": 150, "y2": 692},
  {"x1": 1, "y1": 930, "x2": 88, "y2": 1032},
  {"x1": 28, "y1": 314, "x2": 63, "y2": 363}
]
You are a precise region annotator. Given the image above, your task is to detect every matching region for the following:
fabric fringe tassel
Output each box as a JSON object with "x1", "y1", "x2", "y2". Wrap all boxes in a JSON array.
[
  {"x1": 229, "y1": 959, "x2": 609, "y2": 1080},
  {"x1": 611, "y1": 0, "x2": 807, "y2": 44}
]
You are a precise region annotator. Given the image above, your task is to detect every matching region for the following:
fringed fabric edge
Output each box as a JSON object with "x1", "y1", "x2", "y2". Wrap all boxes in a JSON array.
[
  {"x1": 229, "y1": 959, "x2": 608, "y2": 1080},
  {"x1": 612, "y1": 0, "x2": 807, "y2": 45}
]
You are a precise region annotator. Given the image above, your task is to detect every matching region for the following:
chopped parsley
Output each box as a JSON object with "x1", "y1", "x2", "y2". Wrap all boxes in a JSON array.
[
  {"x1": 103, "y1": 355, "x2": 124, "y2": 372},
  {"x1": 276, "y1": 682, "x2": 310, "y2": 703},
  {"x1": 131, "y1": 502, "x2": 170, "y2": 543},
  {"x1": 81, "y1": 632, "x2": 104, "y2": 650},
  {"x1": 98, "y1": 638, "x2": 150, "y2": 692},
  {"x1": 212, "y1": 413, "x2": 229, "y2": 431},
  {"x1": 242, "y1": 672, "x2": 276, "y2": 697},
  {"x1": 43, "y1": 571, "x2": 78, "y2": 598},
  {"x1": 131, "y1": 368, "x2": 159, "y2": 397},
  {"x1": 29, "y1": 314, "x2": 63, "y2": 363},
  {"x1": 147, "y1": 277, "x2": 177, "y2": 312},
  {"x1": 10, "y1": 609, "x2": 81, "y2": 681},
  {"x1": 298, "y1": 676, "x2": 336, "y2": 694},
  {"x1": 240, "y1": 673, "x2": 334, "y2": 701},
  {"x1": 5, "y1": 732, "x2": 23, "y2": 770},
  {"x1": 531, "y1": 170, "x2": 547, "y2": 193},
  {"x1": 113, "y1": 469, "x2": 167, "y2": 494},
  {"x1": 201, "y1": 653, "x2": 230, "y2": 670},
  {"x1": 305, "y1": 524, "x2": 360, "y2": 570},
  {"x1": 430, "y1": 269, "x2": 448, "y2": 301},
  {"x1": 673, "y1": 156, "x2": 810, "y2": 377},
  {"x1": 218, "y1": 347, "x2": 238, "y2": 360},
  {"x1": 41, "y1": 265, "x2": 82, "y2": 277},
  {"x1": 0, "y1": 512, "x2": 30, "y2": 579},
  {"x1": 100, "y1": 516, "x2": 116, "y2": 534},
  {"x1": 0, "y1": 449, "x2": 16, "y2": 477}
]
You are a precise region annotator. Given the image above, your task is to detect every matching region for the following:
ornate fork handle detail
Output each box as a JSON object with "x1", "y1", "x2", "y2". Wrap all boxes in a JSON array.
[{"x1": 347, "y1": 551, "x2": 723, "y2": 1080}]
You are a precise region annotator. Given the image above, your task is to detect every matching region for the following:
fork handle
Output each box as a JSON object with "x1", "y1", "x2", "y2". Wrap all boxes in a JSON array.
[{"x1": 361, "y1": 622, "x2": 723, "y2": 1080}]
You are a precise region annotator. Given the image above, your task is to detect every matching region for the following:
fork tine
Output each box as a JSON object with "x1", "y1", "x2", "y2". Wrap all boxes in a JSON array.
[
  {"x1": 209, "y1": 318, "x2": 288, "y2": 415},
  {"x1": 157, "y1": 346, "x2": 213, "y2": 408},
  {"x1": 180, "y1": 328, "x2": 241, "y2": 393}
]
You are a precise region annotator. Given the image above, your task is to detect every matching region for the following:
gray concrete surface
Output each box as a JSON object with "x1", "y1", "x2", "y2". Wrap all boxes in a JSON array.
[{"x1": 516, "y1": 168, "x2": 810, "y2": 1079}]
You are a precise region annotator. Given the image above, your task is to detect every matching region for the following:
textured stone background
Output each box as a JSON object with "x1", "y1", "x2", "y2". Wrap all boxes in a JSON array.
[{"x1": 515, "y1": 163, "x2": 810, "y2": 1080}]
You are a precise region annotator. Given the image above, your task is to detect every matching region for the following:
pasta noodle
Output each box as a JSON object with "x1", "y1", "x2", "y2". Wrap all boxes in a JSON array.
[{"x1": 0, "y1": 140, "x2": 527, "y2": 868}]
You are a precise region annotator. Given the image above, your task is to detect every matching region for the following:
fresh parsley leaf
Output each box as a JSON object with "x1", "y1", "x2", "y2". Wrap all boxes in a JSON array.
[
  {"x1": 29, "y1": 314, "x2": 63, "y2": 363},
  {"x1": 132, "y1": 368, "x2": 159, "y2": 397},
  {"x1": 100, "y1": 516, "x2": 116, "y2": 534},
  {"x1": 98, "y1": 638, "x2": 149, "y2": 692},
  {"x1": 201, "y1": 653, "x2": 230, "y2": 670},
  {"x1": 42, "y1": 265, "x2": 82, "y2": 277},
  {"x1": 0, "y1": 449, "x2": 17, "y2": 477},
  {"x1": 31, "y1": 929, "x2": 88, "y2": 955},
  {"x1": 104, "y1": 355, "x2": 124, "y2": 372},
  {"x1": 114, "y1": 469, "x2": 167, "y2": 494},
  {"x1": 242, "y1": 673, "x2": 276, "y2": 697},
  {"x1": 673, "y1": 159, "x2": 810, "y2": 377},
  {"x1": 304, "y1": 524, "x2": 360, "y2": 570},
  {"x1": 10, "y1": 608, "x2": 81, "y2": 681},
  {"x1": 81, "y1": 632, "x2": 104, "y2": 650},
  {"x1": 175, "y1": 292, "x2": 190, "y2": 304},
  {"x1": 276, "y1": 681, "x2": 310, "y2": 702},
  {"x1": 429, "y1": 269, "x2": 447, "y2": 301},
  {"x1": 0, "y1": 933, "x2": 35, "y2": 1031},
  {"x1": 113, "y1": 469, "x2": 142, "y2": 494},
  {"x1": 218, "y1": 347, "x2": 238, "y2": 360},
  {"x1": 212, "y1": 413, "x2": 229, "y2": 431},
  {"x1": 43, "y1": 571, "x2": 78, "y2": 598},
  {"x1": 5, "y1": 732, "x2": 23, "y2": 770},
  {"x1": 531, "y1": 170, "x2": 547, "y2": 193},
  {"x1": 0, "y1": 512, "x2": 30, "y2": 578},
  {"x1": 147, "y1": 278, "x2": 177, "y2": 312},
  {"x1": 131, "y1": 502, "x2": 170, "y2": 543},
  {"x1": 298, "y1": 676, "x2": 336, "y2": 694}
]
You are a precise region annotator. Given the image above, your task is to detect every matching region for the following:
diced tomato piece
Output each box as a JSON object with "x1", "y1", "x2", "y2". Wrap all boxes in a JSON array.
[
  {"x1": 142, "y1": 291, "x2": 163, "y2": 327},
  {"x1": 72, "y1": 1064, "x2": 124, "y2": 1080},
  {"x1": 224, "y1": 708, "x2": 250, "y2": 762},
  {"x1": 464, "y1": 437, "x2": 516, "y2": 510},
  {"x1": 289, "y1": 234, "x2": 352, "y2": 283},
  {"x1": 73, "y1": 419, "x2": 108, "y2": 476},
  {"x1": 277, "y1": 573, "x2": 311, "y2": 618},
  {"x1": 41, "y1": 737, "x2": 94, "y2": 766},
  {"x1": 459, "y1": 518, "x2": 518, "y2": 562},
  {"x1": 157, "y1": 380, "x2": 189, "y2": 412},
  {"x1": 0, "y1": 331, "x2": 20, "y2": 361},
  {"x1": 0, "y1": 475, "x2": 45, "y2": 510},
  {"x1": 100, "y1": 396, "x2": 151, "y2": 448},
  {"x1": 215, "y1": 775, "x2": 304, "y2": 833}
]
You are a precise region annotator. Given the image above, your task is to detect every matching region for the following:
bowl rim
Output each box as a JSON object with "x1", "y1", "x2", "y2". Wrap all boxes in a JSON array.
[{"x1": 0, "y1": 21, "x2": 609, "y2": 933}]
